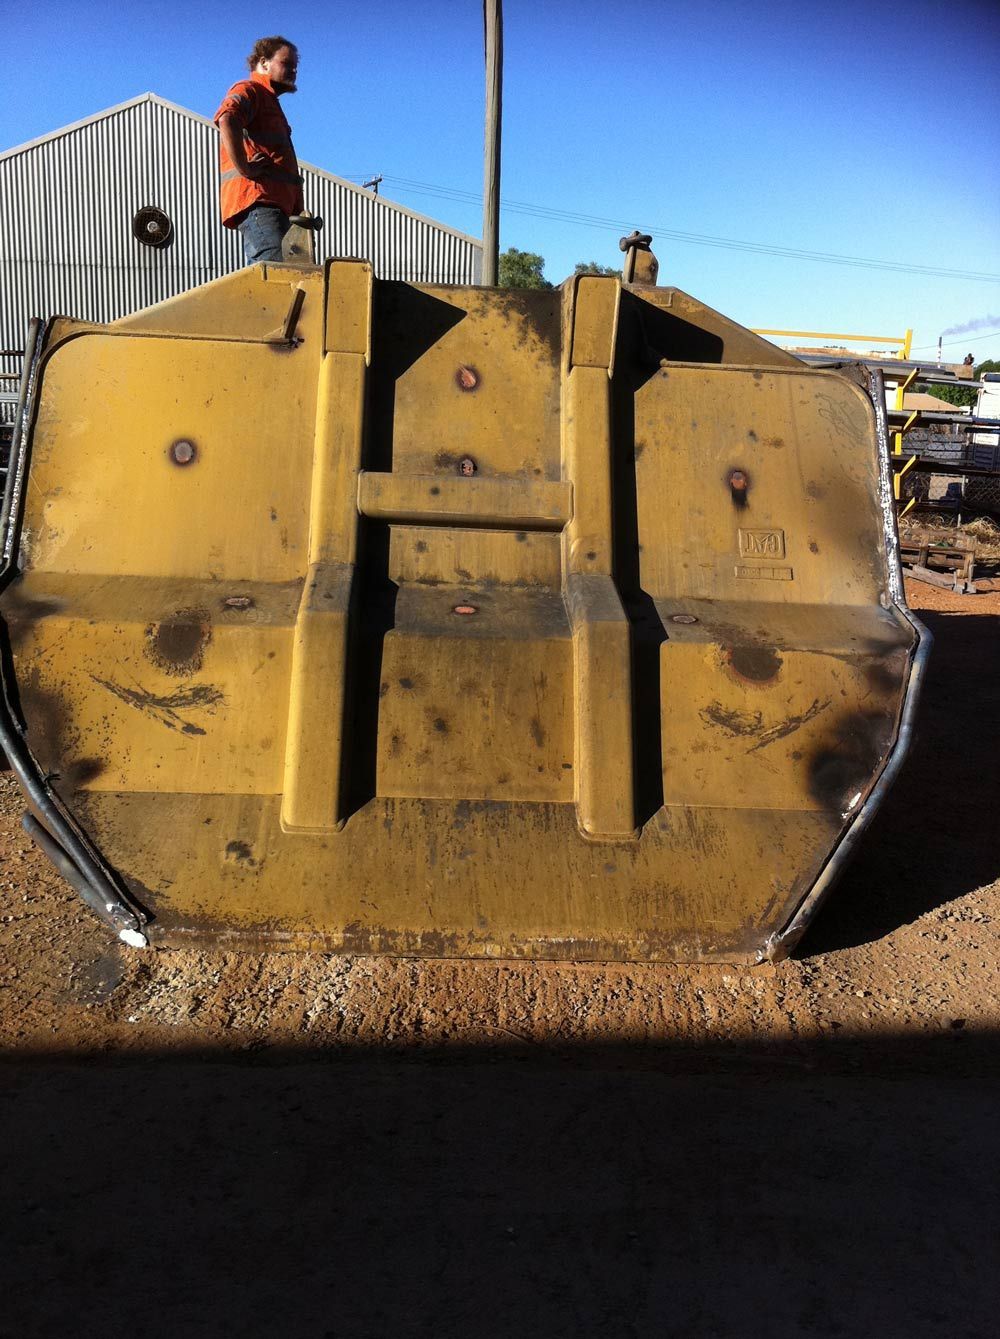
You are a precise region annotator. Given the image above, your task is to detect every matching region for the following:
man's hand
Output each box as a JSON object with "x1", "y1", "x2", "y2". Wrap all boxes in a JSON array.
[{"x1": 241, "y1": 152, "x2": 269, "y2": 180}]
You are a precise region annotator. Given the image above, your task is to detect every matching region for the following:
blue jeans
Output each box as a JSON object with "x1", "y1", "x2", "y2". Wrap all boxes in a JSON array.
[{"x1": 238, "y1": 205, "x2": 290, "y2": 263}]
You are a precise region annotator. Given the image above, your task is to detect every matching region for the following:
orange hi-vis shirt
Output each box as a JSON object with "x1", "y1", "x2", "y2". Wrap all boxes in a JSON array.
[{"x1": 214, "y1": 71, "x2": 304, "y2": 227}]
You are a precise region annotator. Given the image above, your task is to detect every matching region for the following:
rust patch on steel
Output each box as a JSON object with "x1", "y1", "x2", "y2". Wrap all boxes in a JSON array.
[
  {"x1": 92, "y1": 675, "x2": 223, "y2": 735},
  {"x1": 724, "y1": 645, "x2": 783, "y2": 683},
  {"x1": 700, "y1": 698, "x2": 830, "y2": 752},
  {"x1": 144, "y1": 608, "x2": 212, "y2": 676}
]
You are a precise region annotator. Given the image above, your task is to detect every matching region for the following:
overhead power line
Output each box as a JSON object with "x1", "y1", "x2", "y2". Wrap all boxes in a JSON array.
[
  {"x1": 379, "y1": 174, "x2": 1000, "y2": 284},
  {"x1": 912, "y1": 328, "x2": 1000, "y2": 351}
]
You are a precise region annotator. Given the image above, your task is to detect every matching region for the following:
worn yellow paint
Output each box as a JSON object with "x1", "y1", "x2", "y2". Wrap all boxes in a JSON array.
[
  {"x1": 0, "y1": 259, "x2": 917, "y2": 960},
  {"x1": 358, "y1": 472, "x2": 572, "y2": 531}
]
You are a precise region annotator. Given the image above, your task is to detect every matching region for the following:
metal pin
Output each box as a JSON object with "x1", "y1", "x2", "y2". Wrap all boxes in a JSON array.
[{"x1": 170, "y1": 439, "x2": 196, "y2": 465}]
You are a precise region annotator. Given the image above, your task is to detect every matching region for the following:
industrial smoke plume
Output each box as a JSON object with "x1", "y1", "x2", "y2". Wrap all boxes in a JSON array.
[{"x1": 941, "y1": 314, "x2": 1000, "y2": 337}]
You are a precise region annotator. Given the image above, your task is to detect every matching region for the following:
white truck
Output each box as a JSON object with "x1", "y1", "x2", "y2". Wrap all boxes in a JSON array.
[{"x1": 973, "y1": 372, "x2": 1000, "y2": 451}]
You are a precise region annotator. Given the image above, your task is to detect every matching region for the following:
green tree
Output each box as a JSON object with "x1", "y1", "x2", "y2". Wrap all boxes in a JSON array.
[
  {"x1": 574, "y1": 261, "x2": 620, "y2": 277},
  {"x1": 925, "y1": 360, "x2": 1000, "y2": 409},
  {"x1": 926, "y1": 382, "x2": 977, "y2": 408},
  {"x1": 498, "y1": 248, "x2": 552, "y2": 289}
]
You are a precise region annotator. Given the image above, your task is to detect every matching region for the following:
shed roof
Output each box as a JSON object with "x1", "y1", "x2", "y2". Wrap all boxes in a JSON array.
[{"x1": 0, "y1": 92, "x2": 480, "y2": 246}]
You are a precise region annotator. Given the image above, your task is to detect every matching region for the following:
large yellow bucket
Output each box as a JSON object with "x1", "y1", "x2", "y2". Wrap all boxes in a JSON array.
[{"x1": 0, "y1": 260, "x2": 927, "y2": 960}]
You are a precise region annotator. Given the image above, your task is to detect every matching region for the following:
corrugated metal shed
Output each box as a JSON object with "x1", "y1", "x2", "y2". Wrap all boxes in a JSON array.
[{"x1": 0, "y1": 92, "x2": 482, "y2": 379}]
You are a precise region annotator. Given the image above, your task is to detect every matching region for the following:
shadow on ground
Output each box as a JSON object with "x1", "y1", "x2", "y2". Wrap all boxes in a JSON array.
[
  {"x1": 1, "y1": 1032, "x2": 996, "y2": 1338},
  {"x1": 801, "y1": 610, "x2": 1000, "y2": 954}
]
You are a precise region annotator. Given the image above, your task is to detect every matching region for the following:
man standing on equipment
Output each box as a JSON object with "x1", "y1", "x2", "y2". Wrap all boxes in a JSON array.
[{"x1": 215, "y1": 37, "x2": 303, "y2": 263}]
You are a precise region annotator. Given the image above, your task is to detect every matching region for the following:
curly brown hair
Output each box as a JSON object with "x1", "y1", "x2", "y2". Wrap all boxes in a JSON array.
[{"x1": 246, "y1": 36, "x2": 296, "y2": 71}]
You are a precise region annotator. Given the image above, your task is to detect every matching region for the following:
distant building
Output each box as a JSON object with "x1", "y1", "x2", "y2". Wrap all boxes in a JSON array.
[{"x1": 0, "y1": 92, "x2": 482, "y2": 377}]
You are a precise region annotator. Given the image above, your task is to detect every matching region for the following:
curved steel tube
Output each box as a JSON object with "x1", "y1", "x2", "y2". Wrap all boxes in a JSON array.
[
  {"x1": 762, "y1": 603, "x2": 931, "y2": 960},
  {"x1": 0, "y1": 319, "x2": 148, "y2": 946}
]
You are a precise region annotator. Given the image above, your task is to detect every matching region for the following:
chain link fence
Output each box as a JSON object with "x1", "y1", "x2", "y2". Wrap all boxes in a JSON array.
[{"x1": 901, "y1": 427, "x2": 1000, "y2": 519}]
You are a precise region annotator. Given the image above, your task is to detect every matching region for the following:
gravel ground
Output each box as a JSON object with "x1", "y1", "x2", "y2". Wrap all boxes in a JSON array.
[{"x1": 1, "y1": 577, "x2": 997, "y2": 1338}]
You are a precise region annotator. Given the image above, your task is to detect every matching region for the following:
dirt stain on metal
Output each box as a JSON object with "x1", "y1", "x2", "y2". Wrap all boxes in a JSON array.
[
  {"x1": 806, "y1": 710, "x2": 892, "y2": 812},
  {"x1": 92, "y1": 676, "x2": 224, "y2": 735},
  {"x1": 0, "y1": 584, "x2": 65, "y2": 650},
  {"x1": 144, "y1": 608, "x2": 212, "y2": 677},
  {"x1": 62, "y1": 757, "x2": 107, "y2": 788},
  {"x1": 224, "y1": 840, "x2": 259, "y2": 869},
  {"x1": 700, "y1": 698, "x2": 830, "y2": 752}
]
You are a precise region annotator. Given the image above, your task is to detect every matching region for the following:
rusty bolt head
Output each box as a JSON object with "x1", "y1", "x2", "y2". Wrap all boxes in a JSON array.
[
  {"x1": 670, "y1": 614, "x2": 699, "y2": 625},
  {"x1": 459, "y1": 457, "x2": 477, "y2": 476},
  {"x1": 452, "y1": 604, "x2": 478, "y2": 616},
  {"x1": 728, "y1": 468, "x2": 748, "y2": 491},
  {"x1": 224, "y1": 595, "x2": 254, "y2": 610},
  {"x1": 170, "y1": 439, "x2": 196, "y2": 466},
  {"x1": 456, "y1": 365, "x2": 479, "y2": 391}
]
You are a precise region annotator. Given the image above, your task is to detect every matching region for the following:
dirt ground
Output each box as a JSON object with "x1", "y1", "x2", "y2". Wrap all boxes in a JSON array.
[{"x1": 1, "y1": 576, "x2": 998, "y2": 1338}]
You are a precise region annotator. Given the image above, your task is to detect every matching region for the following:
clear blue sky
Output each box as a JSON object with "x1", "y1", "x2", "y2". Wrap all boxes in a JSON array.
[{"x1": 5, "y1": 0, "x2": 1000, "y2": 363}]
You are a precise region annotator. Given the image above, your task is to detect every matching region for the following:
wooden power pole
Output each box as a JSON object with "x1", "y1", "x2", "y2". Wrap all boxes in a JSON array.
[{"x1": 482, "y1": 0, "x2": 503, "y2": 285}]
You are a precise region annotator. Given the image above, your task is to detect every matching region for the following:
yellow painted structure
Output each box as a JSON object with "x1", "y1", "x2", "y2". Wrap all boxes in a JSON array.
[
  {"x1": 0, "y1": 260, "x2": 925, "y2": 961},
  {"x1": 752, "y1": 328, "x2": 913, "y2": 359}
]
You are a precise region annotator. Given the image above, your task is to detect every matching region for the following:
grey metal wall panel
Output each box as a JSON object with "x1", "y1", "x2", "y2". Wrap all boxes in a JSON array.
[{"x1": 1, "y1": 93, "x2": 481, "y2": 372}]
